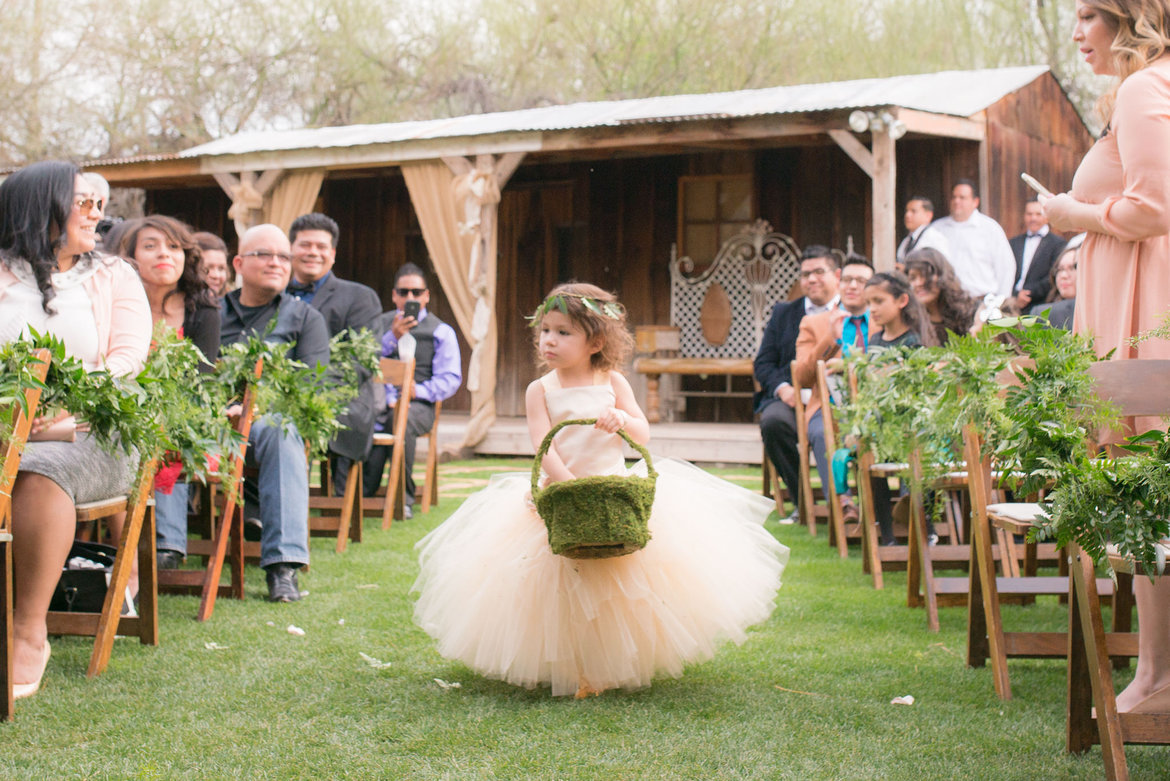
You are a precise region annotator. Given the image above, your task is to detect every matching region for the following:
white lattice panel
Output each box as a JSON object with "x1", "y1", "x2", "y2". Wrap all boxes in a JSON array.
[{"x1": 669, "y1": 220, "x2": 801, "y2": 358}]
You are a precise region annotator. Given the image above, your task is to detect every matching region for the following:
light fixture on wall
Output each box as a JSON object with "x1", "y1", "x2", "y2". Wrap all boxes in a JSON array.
[{"x1": 847, "y1": 110, "x2": 907, "y2": 140}]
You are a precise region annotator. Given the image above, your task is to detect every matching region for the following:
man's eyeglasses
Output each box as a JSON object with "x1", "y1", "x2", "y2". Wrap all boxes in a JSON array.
[
  {"x1": 243, "y1": 250, "x2": 292, "y2": 263},
  {"x1": 395, "y1": 287, "x2": 427, "y2": 297},
  {"x1": 840, "y1": 275, "x2": 870, "y2": 286},
  {"x1": 798, "y1": 267, "x2": 830, "y2": 280},
  {"x1": 74, "y1": 196, "x2": 104, "y2": 213}
]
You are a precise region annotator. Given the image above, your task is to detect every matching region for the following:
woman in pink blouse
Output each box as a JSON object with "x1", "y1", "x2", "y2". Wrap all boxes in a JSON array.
[
  {"x1": 0, "y1": 161, "x2": 151, "y2": 700},
  {"x1": 1042, "y1": 0, "x2": 1170, "y2": 715}
]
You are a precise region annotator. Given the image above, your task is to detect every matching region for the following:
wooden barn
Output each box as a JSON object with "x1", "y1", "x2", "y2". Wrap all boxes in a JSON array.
[{"x1": 84, "y1": 65, "x2": 1091, "y2": 453}]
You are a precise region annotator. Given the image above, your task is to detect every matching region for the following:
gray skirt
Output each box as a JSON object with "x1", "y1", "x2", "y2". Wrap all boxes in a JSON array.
[{"x1": 19, "y1": 433, "x2": 138, "y2": 504}]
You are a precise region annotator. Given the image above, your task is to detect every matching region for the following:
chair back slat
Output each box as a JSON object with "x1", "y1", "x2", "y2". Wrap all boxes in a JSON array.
[
  {"x1": 378, "y1": 357, "x2": 416, "y2": 390},
  {"x1": 0, "y1": 349, "x2": 51, "y2": 533},
  {"x1": 1088, "y1": 359, "x2": 1170, "y2": 418}
]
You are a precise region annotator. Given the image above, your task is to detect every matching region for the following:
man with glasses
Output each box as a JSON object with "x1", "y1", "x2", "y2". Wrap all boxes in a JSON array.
[
  {"x1": 790, "y1": 254, "x2": 875, "y2": 525},
  {"x1": 363, "y1": 263, "x2": 462, "y2": 517},
  {"x1": 286, "y1": 212, "x2": 382, "y2": 496},
  {"x1": 218, "y1": 224, "x2": 330, "y2": 602},
  {"x1": 754, "y1": 246, "x2": 841, "y2": 523}
]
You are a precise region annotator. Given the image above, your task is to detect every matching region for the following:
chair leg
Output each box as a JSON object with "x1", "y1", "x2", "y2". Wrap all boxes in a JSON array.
[
  {"x1": 1067, "y1": 544, "x2": 1128, "y2": 779},
  {"x1": 335, "y1": 465, "x2": 362, "y2": 554},
  {"x1": 1, "y1": 538, "x2": 13, "y2": 722},
  {"x1": 88, "y1": 465, "x2": 155, "y2": 678},
  {"x1": 421, "y1": 435, "x2": 439, "y2": 514},
  {"x1": 382, "y1": 442, "x2": 406, "y2": 530},
  {"x1": 136, "y1": 503, "x2": 159, "y2": 646}
]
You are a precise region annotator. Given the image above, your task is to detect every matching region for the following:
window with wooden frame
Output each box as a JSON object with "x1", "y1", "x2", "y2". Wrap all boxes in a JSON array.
[{"x1": 677, "y1": 174, "x2": 755, "y2": 269}]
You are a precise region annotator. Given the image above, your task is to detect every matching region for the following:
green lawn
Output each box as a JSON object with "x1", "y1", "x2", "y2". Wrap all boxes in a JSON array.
[{"x1": 6, "y1": 459, "x2": 1169, "y2": 779}]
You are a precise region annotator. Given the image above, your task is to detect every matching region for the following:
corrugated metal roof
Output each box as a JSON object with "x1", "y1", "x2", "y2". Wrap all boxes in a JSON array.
[{"x1": 181, "y1": 65, "x2": 1050, "y2": 159}]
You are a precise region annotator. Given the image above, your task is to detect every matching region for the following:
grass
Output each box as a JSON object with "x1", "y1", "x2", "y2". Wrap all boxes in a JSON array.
[{"x1": 5, "y1": 458, "x2": 1170, "y2": 779}]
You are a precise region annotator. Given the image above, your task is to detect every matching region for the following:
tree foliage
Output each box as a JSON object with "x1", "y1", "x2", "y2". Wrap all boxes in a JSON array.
[{"x1": 0, "y1": 0, "x2": 1107, "y2": 165}]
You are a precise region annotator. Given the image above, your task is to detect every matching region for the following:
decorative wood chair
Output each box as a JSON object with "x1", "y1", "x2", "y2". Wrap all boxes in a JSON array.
[
  {"x1": 156, "y1": 357, "x2": 263, "y2": 621},
  {"x1": 46, "y1": 458, "x2": 160, "y2": 677},
  {"x1": 1, "y1": 348, "x2": 49, "y2": 720},
  {"x1": 363, "y1": 357, "x2": 416, "y2": 529},
  {"x1": 790, "y1": 364, "x2": 825, "y2": 537},
  {"x1": 1065, "y1": 359, "x2": 1170, "y2": 777}
]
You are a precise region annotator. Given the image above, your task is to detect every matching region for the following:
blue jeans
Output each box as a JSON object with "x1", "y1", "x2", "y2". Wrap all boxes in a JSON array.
[
  {"x1": 155, "y1": 481, "x2": 191, "y2": 555},
  {"x1": 244, "y1": 415, "x2": 310, "y2": 569},
  {"x1": 154, "y1": 416, "x2": 310, "y2": 569}
]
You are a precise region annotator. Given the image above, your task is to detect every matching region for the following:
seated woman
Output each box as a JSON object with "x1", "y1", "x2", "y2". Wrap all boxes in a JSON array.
[
  {"x1": 903, "y1": 248, "x2": 977, "y2": 346},
  {"x1": 1029, "y1": 234, "x2": 1084, "y2": 330},
  {"x1": 0, "y1": 161, "x2": 151, "y2": 699},
  {"x1": 114, "y1": 216, "x2": 220, "y2": 569},
  {"x1": 192, "y1": 231, "x2": 232, "y2": 298}
]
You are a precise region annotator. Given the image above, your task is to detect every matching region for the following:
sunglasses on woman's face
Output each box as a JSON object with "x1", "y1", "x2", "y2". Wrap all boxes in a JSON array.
[
  {"x1": 74, "y1": 196, "x2": 104, "y2": 213},
  {"x1": 395, "y1": 287, "x2": 426, "y2": 297}
]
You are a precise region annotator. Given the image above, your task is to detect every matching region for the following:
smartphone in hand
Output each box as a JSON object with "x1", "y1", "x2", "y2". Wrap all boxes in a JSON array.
[
  {"x1": 403, "y1": 300, "x2": 421, "y2": 320},
  {"x1": 1020, "y1": 172, "x2": 1053, "y2": 198}
]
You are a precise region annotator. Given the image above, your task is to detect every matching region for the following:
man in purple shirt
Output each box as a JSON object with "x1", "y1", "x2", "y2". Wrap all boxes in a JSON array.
[{"x1": 364, "y1": 263, "x2": 462, "y2": 517}]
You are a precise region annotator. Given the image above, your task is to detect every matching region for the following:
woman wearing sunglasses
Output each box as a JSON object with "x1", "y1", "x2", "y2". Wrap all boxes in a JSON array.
[{"x1": 0, "y1": 160, "x2": 151, "y2": 700}]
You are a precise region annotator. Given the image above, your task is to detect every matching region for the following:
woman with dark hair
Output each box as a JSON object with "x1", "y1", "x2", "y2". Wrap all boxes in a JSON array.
[
  {"x1": 116, "y1": 216, "x2": 220, "y2": 571},
  {"x1": 116, "y1": 216, "x2": 220, "y2": 369},
  {"x1": 0, "y1": 160, "x2": 151, "y2": 699},
  {"x1": 1030, "y1": 233, "x2": 1084, "y2": 330},
  {"x1": 903, "y1": 247, "x2": 978, "y2": 345},
  {"x1": 192, "y1": 230, "x2": 232, "y2": 297}
]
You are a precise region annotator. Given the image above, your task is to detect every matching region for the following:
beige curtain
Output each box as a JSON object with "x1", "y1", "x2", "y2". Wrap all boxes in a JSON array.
[
  {"x1": 264, "y1": 168, "x2": 326, "y2": 233},
  {"x1": 401, "y1": 154, "x2": 522, "y2": 448}
]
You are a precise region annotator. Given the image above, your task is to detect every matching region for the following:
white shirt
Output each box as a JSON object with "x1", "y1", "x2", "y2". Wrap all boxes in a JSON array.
[
  {"x1": 896, "y1": 223, "x2": 952, "y2": 262},
  {"x1": 930, "y1": 211, "x2": 1017, "y2": 298},
  {"x1": 0, "y1": 259, "x2": 101, "y2": 370},
  {"x1": 1015, "y1": 225, "x2": 1049, "y2": 291}
]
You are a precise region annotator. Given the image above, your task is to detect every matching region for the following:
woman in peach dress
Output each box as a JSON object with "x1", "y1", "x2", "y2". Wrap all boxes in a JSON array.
[{"x1": 1043, "y1": 0, "x2": 1170, "y2": 715}]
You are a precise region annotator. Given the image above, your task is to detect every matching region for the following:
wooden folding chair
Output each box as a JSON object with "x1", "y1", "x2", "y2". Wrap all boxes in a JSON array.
[
  {"x1": 307, "y1": 451, "x2": 363, "y2": 554},
  {"x1": 814, "y1": 360, "x2": 860, "y2": 557},
  {"x1": 417, "y1": 400, "x2": 443, "y2": 514},
  {"x1": 962, "y1": 421, "x2": 1123, "y2": 698},
  {"x1": 791, "y1": 361, "x2": 828, "y2": 537},
  {"x1": 1, "y1": 348, "x2": 49, "y2": 720},
  {"x1": 1066, "y1": 359, "x2": 1170, "y2": 777},
  {"x1": 46, "y1": 456, "x2": 160, "y2": 677},
  {"x1": 365, "y1": 357, "x2": 416, "y2": 530},
  {"x1": 156, "y1": 357, "x2": 262, "y2": 621}
]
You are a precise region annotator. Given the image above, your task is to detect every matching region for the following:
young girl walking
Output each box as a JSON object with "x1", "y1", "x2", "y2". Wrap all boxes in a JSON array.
[
  {"x1": 864, "y1": 271, "x2": 939, "y2": 351},
  {"x1": 413, "y1": 282, "x2": 788, "y2": 697}
]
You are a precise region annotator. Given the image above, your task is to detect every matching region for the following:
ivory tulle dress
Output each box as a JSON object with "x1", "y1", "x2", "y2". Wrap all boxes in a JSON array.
[{"x1": 413, "y1": 371, "x2": 789, "y2": 696}]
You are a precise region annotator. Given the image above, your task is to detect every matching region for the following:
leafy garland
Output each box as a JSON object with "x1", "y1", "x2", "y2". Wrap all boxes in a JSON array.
[
  {"x1": 527, "y1": 293, "x2": 624, "y2": 327},
  {"x1": 214, "y1": 324, "x2": 381, "y2": 458}
]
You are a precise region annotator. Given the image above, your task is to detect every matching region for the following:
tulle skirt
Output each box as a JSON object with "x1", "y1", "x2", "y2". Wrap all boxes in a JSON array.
[{"x1": 413, "y1": 458, "x2": 789, "y2": 696}]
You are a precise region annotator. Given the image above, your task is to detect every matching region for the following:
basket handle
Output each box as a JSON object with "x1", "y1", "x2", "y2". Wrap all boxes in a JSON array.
[{"x1": 531, "y1": 417, "x2": 656, "y2": 498}]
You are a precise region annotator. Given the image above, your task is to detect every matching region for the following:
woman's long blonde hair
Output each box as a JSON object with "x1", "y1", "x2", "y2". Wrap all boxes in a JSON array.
[{"x1": 1084, "y1": 0, "x2": 1170, "y2": 120}]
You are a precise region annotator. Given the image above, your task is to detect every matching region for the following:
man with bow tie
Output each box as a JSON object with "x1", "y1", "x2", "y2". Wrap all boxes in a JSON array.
[
  {"x1": 286, "y1": 212, "x2": 383, "y2": 496},
  {"x1": 1008, "y1": 199, "x2": 1067, "y2": 311}
]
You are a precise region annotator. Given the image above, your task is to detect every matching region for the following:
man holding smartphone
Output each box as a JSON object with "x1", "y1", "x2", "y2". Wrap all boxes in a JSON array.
[{"x1": 364, "y1": 263, "x2": 462, "y2": 517}]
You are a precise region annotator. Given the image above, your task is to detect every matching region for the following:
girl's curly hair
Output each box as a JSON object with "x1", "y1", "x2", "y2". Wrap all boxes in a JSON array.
[
  {"x1": 904, "y1": 247, "x2": 977, "y2": 345},
  {"x1": 530, "y1": 282, "x2": 634, "y2": 371}
]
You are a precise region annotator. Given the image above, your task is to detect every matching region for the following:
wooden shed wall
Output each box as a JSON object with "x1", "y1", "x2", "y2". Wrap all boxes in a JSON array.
[{"x1": 985, "y1": 74, "x2": 1094, "y2": 236}]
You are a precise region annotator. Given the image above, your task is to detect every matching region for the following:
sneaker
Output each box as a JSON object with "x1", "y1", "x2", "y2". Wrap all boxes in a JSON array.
[
  {"x1": 778, "y1": 510, "x2": 799, "y2": 525},
  {"x1": 265, "y1": 564, "x2": 302, "y2": 603},
  {"x1": 156, "y1": 550, "x2": 184, "y2": 570},
  {"x1": 403, "y1": 505, "x2": 413, "y2": 520},
  {"x1": 927, "y1": 532, "x2": 939, "y2": 547},
  {"x1": 244, "y1": 517, "x2": 263, "y2": 542}
]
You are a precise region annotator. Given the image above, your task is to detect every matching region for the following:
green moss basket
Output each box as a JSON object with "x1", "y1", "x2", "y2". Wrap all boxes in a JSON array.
[{"x1": 531, "y1": 418, "x2": 656, "y2": 559}]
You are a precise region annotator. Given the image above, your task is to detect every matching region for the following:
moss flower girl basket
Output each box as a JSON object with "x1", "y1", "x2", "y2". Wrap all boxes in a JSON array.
[{"x1": 531, "y1": 418, "x2": 656, "y2": 559}]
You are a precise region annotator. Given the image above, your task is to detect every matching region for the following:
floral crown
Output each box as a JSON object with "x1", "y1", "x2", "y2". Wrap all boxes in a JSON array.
[{"x1": 527, "y1": 292, "x2": 625, "y2": 328}]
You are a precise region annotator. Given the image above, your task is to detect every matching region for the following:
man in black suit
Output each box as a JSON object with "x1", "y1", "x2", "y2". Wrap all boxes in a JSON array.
[
  {"x1": 754, "y1": 246, "x2": 841, "y2": 522},
  {"x1": 287, "y1": 212, "x2": 383, "y2": 495},
  {"x1": 1009, "y1": 199, "x2": 1067, "y2": 311}
]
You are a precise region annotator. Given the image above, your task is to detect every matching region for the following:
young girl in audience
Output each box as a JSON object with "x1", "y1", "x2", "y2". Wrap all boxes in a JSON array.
[
  {"x1": 413, "y1": 282, "x2": 788, "y2": 698},
  {"x1": 864, "y1": 271, "x2": 938, "y2": 352}
]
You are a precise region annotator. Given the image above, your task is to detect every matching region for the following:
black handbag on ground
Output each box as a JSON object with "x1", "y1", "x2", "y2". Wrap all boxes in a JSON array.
[{"x1": 49, "y1": 540, "x2": 118, "y2": 613}]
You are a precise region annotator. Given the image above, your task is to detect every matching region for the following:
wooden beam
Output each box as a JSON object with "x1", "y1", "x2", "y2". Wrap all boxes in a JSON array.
[
  {"x1": 898, "y1": 108, "x2": 985, "y2": 141},
  {"x1": 872, "y1": 128, "x2": 897, "y2": 272},
  {"x1": 827, "y1": 130, "x2": 874, "y2": 178}
]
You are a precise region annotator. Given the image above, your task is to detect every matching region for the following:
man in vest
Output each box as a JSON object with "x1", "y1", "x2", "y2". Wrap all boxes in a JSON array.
[{"x1": 364, "y1": 263, "x2": 462, "y2": 517}]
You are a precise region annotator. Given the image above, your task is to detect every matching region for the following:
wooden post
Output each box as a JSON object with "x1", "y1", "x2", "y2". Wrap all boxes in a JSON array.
[{"x1": 871, "y1": 126, "x2": 897, "y2": 272}]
